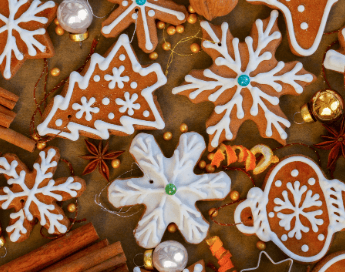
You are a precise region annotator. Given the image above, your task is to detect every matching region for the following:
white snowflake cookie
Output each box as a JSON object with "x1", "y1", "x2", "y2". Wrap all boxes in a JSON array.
[
  {"x1": 108, "y1": 132, "x2": 231, "y2": 248},
  {"x1": 234, "y1": 155, "x2": 345, "y2": 263},
  {"x1": 0, "y1": 147, "x2": 86, "y2": 242}
]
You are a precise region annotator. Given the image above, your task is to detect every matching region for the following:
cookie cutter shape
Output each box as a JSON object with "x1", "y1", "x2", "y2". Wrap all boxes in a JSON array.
[{"x1": 241, "y1": 251, "x2": 293, "y2": 272}]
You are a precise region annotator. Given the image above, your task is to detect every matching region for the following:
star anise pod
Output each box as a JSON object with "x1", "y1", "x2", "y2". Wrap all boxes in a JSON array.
[
  {"x1": 314, "y1": 117, "x2": 345, "y2": 172},
  {"x1": 80, "y1": 139, "x2": 124, "y2": 182}
]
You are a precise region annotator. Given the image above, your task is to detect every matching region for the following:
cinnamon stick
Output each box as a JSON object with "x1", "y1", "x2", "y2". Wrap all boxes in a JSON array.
[
  {"x1": 0, "y1": 111, "x2": 16, "y2": 128},
  {"x1": 42, "y1": 239, "x2": 109, "y2": 272},
  {"x1": 49, "y1": 241, "x2": 124, "y2": 272},
  {"x1": 84, "y1": 253, "x2": 127, "y2": 272},
  {"x1": 0, "y1": 88, "x2": 18, "y2": 110},
  {"x1": 98, "y1": 263, "x2": 129, "y2": 272},
  {"x1": 0, "y1": 127, "x2": 36, "y2": 152},
  {"x1": 0, "y1": 223, "x2": 99, "y2": 272}
]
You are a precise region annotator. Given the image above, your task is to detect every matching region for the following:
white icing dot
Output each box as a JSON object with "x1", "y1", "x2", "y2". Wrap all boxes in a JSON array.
[
  {"x1": 281, "y1": 234, "x2": 287, "y2": 241},
  {"x1": 108, "y1": 113, "x2": 115, "y2": 120},
  {"x1": 55, "y1": 119, "x2": 62, "y2": 126},
  {"x1": 148, "y1": 10, "x2": 155, "y2": 17},
  {"x1": 131, "y1": 82, "x2": 137, "y2": 89},
  {"x1": 94, "y1": 75, "x2": 100, "y2": 82},
  {"x1": 122, "y1": 0, "x2": 128, "y2": 6},
  {"x1": 301, "y1": 22, "x2": 308, "y2": 30},
  {"x1": 269, "y1": 212, "x2": 274, "y2": 218},
  {"x1": 119, "y1": 54, "x2": 126, "y2": 61},
  {"x1": 308, "y1": 178, "x2": 316, "y2": 186},
  {"x1": 301, "y1": 245, "x2": 309, "y2": 252},
  {"x1": 132, "y1": 13, "x2": 138, "y2": 20},
  {"x1": 291, "y1": 169, "x2": 299, "y2": 177},
  {"x1": 318, "y1": 234, "x2": 325, "y2": 241},
  {"x1": 143, "y1": 110, "x2": 150, "y2": 117},
  {"x1": 102, "y1": 98, "x2": 110, "y2": 105},
  {"x1": 298, "y1": 5, "x2": 305, "y2": 12},
  {"x1": 275, "y1": 180, "x2": 282, "y2": 187}
]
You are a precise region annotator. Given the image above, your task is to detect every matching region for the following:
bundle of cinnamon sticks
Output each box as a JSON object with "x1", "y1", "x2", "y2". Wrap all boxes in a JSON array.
[
  {"x1": 0, "y1": 223, "x2": 128, "y2": 272},
  {"x1": 0, "y1": 87, "x2": 36, "y2": 152}
]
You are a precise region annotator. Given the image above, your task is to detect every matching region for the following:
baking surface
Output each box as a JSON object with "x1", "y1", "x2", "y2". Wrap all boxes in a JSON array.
[{"x1": 0, "y1": 0, "x2": 345, "y2": 271}]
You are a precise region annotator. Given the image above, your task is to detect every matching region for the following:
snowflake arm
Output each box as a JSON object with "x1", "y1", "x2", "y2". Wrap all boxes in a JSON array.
[
  {"x1": 72, "y1": 97, "x2": 100, "y2": 121},
  {"x1": 6, "y1": 210, "x2": 28, "y2": 242},
  {"x1": 104, "y1": 66, "x2": 130, "y2": 89}
]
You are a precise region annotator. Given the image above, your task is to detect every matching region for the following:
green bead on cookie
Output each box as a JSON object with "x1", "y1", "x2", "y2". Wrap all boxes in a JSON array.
[
  {"x1": 165, "y1": 184, "x2": 177, "y2": 195},
  {"x1": 237, "y1": 75, "x2": 250, "y2": 87},
  {"x1": 136, "y1": 0, "x2": 146, "y2": 5}
]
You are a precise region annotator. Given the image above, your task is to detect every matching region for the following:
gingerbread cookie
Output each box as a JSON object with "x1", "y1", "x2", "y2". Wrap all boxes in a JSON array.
[
  {"x1": 324, "y1": 27, "x2": 345, "y2": 73},
  {"x1": 101, "y1": 0, "x2": 188, "y2": 53},
  {"x1": 0, "y1": 147, "x2": 86, "y2": 242},
  {"x1": 234, "y1": 155, "x2": 345, "y2": 263},
  {"x1": 312, "y1": 251, "x2": 345, "y2": 271},
  {"x1": 173, "y1": 11, "x2": 315, "y2": 151},
  {"x1": 0, "y1": 0, "x2": 57, "y2": 80},
  {"x1": 108, "y1": 132, "x2": 231, "y2": 248},
  {"x1": 246, "y1": 0, "x2": 339, "y2": 56},
  {"x1": 37, "y1": 34, "x2": 166, "y2": 141}
]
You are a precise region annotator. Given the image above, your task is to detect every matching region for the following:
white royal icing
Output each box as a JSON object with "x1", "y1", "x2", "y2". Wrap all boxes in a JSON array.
[
  {"x1": 0, "y1": 0, "x2": 56, "y2": 79},
  {"x1": 104, "y1": 66, "x2": 130, "y2": 89},
  {"x1": 234, "y1": 155, "x2": 345, "y2": 263},
  {"x1": 143, "y1": 110, "x2": 150, "y2": 117},
  {"x1": 298, "y1": 5, "x2": 305, "y2": 12},
  {"x1": 318, "y1": 253, "x2": 345, "y2": 272},
  {"x1": 183, "y1": 264, "x2": 204, "y2": 272},
  {"x1": 37, "y1": 34, "x2": 166, "y2": 140},
  {"x1": 245, "y1": 1, "x2": 339, "y2": 56},
  {"x1": 108, "y1": 132, "x2": 231, "y2": 248},
  {"x1": 302, "y1": 245, "x2": 309, "y2": 252},
  {"x1": 324, "y1": 28, "x2": 345, "y2": 73},
  {"x1": 72, "y1": 97, "x2": 100, "y2": 121},
  {"x1": 173, "y1": 11, "x2": 313, "y2": 148},
  {"x1": 116, "y1": 92, "x2": 141, "y2": 116},
  {"x1": 108, "y1": 112, "x2": 115, "y2": 119},
  {"x1": 0, "y1": 148, "x2": 82, "y2": 242},
  {"x1": 94, "y1": 75, "x2": 100, "y2": 82},
  {"x1": 55, "y1": 119, "x2": 62, "y2": 127},
  {"x1": 102, "y1": 0, "x2": 186, "y2": 51}
]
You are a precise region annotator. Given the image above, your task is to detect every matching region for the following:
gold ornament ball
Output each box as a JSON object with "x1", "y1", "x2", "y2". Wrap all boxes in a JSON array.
[
  {"x1": 207, "y1": 153, "x2": 215, "y2": 161},
  {"x1": 230, "y1": 191, "x2": 240, "y2": 201},
  {"x1": 111, "y1": 159, "x2": 121, "y2": 169},
  {"x1": 256, "y1": 241, "x2": 266, "y2": 250},
  {"x1": 167, "y1": 223, "x2": 177, "y2": 233},
  {"x1": 188, "y1": 5, "x2": 196, "y2": 13},
  {"x1": 32, "y1": 132, "x2": 40, "y2": 141},
  {"x1": 55, "y1": 25, "x2": 64, "y2": 36},
  {"x1": 206, "y1": 164, "x2": 215, "y2": 173},
  {"x1": 67, "y1": 203, "x2": 77, "y2": 213},
  {"x1": 163, "y1": 132, "x2": 173, "y2": 141},
  {"x1": 167, "y1": 26, "x2": 176, "y2": 35},
  {"x1": 51, "y1": 67, "x2": 60, "y2": 77},
  {"x1": 54, "y1": 18, "x2": 59, "y2": 25},
  {"x1": 0, "y1": 237, "x2": 5, "y2": 247},
  {"x1": 187, "y1": 13, "x2": 198, "y2": 24},
  {"x1": 190, "y1": 43, "x2": 201, "y2": 53},
  {"x1": 176, "y1": 25, "x2": 184, "y2": 34},
  {"x1": 149, "y1": 52, "x2": 158, "y2": 60},
  {"x1": 180, "y1": 123, "x2": 188, "y2": 133},
  {"x1": 198, "y1": 160, "x2": 206, "y2": 169},
  {"x1": 208, "y1": 208, "x2": 218, "y2": 217},
  {"x1": 157, "y1": 21, "x2": 166, "y2": 29},
  {"x1": 37, "y1": 141, "x2": 46, "y2": 150},
  {"x1": 162, "y1": 42, "x2": 171, "y2": 51},
  {"x1": 144, "y1": 249, "x2": 154, "y2": 270}
]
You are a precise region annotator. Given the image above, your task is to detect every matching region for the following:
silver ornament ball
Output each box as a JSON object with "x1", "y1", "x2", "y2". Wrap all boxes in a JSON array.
[
  {"x1": 153, "y1": 241, "x2": 188, "y2": 272},
  {"x1": 57, "y1": 0, "x2": 93, "y2": 33}
]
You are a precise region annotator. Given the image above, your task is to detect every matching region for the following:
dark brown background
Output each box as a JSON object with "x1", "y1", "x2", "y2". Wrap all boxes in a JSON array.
[{"x1": 1, "y1": 0, "x2": 345, "y2": 271}]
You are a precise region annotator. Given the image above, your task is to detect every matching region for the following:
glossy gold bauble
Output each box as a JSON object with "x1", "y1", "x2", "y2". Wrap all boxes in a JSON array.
[
  {"x1": 32, "y1": 132, "x2": 40, "y2": 141},
  {"x1": 67, "y1": 203, "x2": 77, "y2": 213},
  {"x1": 157, "y1": 21, "x2": 165, "y2": 29},
  {"x1": 144, "y1": 249, "x2": 154, "y2": 270},
  {"x1": 51, "y1": 67, "x2": 60, "y2": 77},
  {"x1": 301, "y1": 89, "x2": 344, "y2": 123},
  {"x1": 54, "y1": 18, "x2": 59, "y2": 25},
  {"x1": 188, "y1": 5, "x2": 196, "y2": 13},
  {"x1": 176, "y1": 25, "x2": 184, "y2": 34},
  {"x1": 198, "y1": 160, "x2": 206, "y2": 169},
  {"x1": 149, "y1": 52, "x2": 158, "y2": 60},
  {"x1": 163, "y1": 132, "x2": 173, "y2": 141},
  {"x1": 187, "y1": 14, "x2": 197, "y2": 24},
  {"x1": 55, "y1": 26, "x2": 65, "y2": 35},
  {"x1": 230, "y1": 191, "x2": 240, "y2": 201},
  {"x1": 208, "y1": 208, "x2": 218, "y2": 217},
  {"x1": 180, "y1": 123, "x2": 188, "y2": 132},
  {"x1": 167, "y1": 26, "x2": 176, "y2": 35},
  {"x1": 190, "y1": 43, "x2": 200, "y2": 53},
  {"x1": 0, "y1": 237, "x2": 5, "y2": 247},
  {"x1": 256, "y1": 241, "x2": 266, "y2": 250},
  {"x1": 207, "y1": 153, "x2": 214, "y2": 161},
  {"x1": 206, "y1": 164, "x2": 215, "y2": 173},
  {"x1": 162, "y1": 42, "x2": 171, "y2": 51},
  {"x1": 70, "y1": 32, "x2": 89, "y2": 42},
  {"x1": 111, "y1": 159, "x2": 121, "y2": 169},
  {"x1": 37, "y1": 141, "x2": 46, "y2": 150},
  {"x1": 167, "y1": 223, "x2": 177, "y2": 233}
]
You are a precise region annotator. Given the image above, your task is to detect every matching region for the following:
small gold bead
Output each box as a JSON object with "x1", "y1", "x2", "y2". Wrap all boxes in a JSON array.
[
  {"x1": 207, "y1": 153, "x2": 215, "y2": 161},
  {"x1": 54, "y1": 18, "x2": 59, "y2": 25},
  {"x1": 230, "y1": 191, "x2": 240, "y2": 201},
  {"x1": 167, "y1": 223, "x2": 177, "y2": 233},
  {"x1": 162, "y1": 42, "x2": 171, "y2": 51},
  {"x1": 149, "y1": 52, "x2": 158, "y2": 60},
  {"x1": 51, "y1": 67, "x2": 60, "y2": 77},
  {"x1": 32, "y1": 132, "x2": 40, "y2": 141},
  {"x1": 111, "y1": 159, "x2": 121, "y2": 169},
  {"x1": 55, "y1": 25, "x2": 64, "y2": 36},
  {"x1": 67, "y1": 203, "x2": 77, "y2": 213},
  {"x1": 208, "y1": 208, "x2": 218, "y2": 217},
  {"x1": 198, "y1": 160, "x2": 206, "y2": 169},
  {"x1": 190, "y1": 43, "x2": 201, "y2": 53},
  {"x1": 188, "y1": 5, "x2": 196, "y2": 13},
  {"x1": 36, "y1": 141, "x2": 46, "y2": 150},
  {"x1": 187, "y1": 14, "x2": 197, "y2": 24},
  {"x1": 176, "y1": 25, "x2": 184, "y2": 34},
  {"x1": 256, "y1": 241, "x2": 266, "y2": 250},
  {"x1": 206, "y1": 164, "x2": 215, "y2": 173},
  {"x1": 167, "y1": 26, "x2": 176, "y2": 35},
  {"x1": 163, "y1": 132, "x2": 172, "y2": 141},
  {"x1": 0, "y1": 237, "x2": 5, "y2": 247},
  {"x1": 180, "y1": 123, "x2": 188, "y2": 133},
  {"x1": 157, "y1": 21, "x2": 165, "y2": 29}
]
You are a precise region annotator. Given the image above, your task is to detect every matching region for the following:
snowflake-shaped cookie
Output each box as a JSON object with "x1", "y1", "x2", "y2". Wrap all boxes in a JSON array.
[
  {"x1": 108, "y1": 132, "x2": 231, "y2": 248},
  {"x1": 0, "y1": 147, "x2": 86, "y2": 242},
  {"x1": 101, "y1": 0, "x2": 188, "y2": 53},
  {"x1": 0, "y1": 0, "x2": 57, "y2": 79},
  {"x1": 173, "y1": 11, "x2": 315, "y2": 151},
  {"x1": 37, "y1": 34, "x2": 166, "y2": 141}
]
